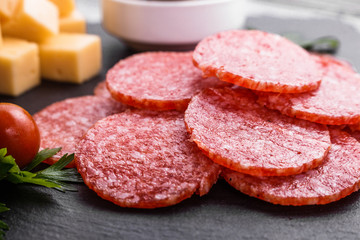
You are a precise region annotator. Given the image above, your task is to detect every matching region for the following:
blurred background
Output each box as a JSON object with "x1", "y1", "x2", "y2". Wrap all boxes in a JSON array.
[{"x1": 75, "y1": 0, "x2": 360, "y2": 29}]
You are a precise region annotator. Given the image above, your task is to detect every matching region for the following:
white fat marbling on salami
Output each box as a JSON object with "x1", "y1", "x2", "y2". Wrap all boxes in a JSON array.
[
  {"x1": 34, "y1": 95, "x2": 127, "y2": 167},
  {"x1": 106, "y1": 51, "x2": 229, "y2": 111},
  {"x1": 257, "y1": 54, "x2": 360, "y2": 125},
  {"x1": 94, "y1": 81, "x2": 112, "y2": 99},
  {"x1": 222, "y1": 128, "x2": 360, "y2": 206},
  {"x1": 75, "y1": 110, "x2": 221, "y2": 208},
  {"x1": 185, "y1": 87, "x2": 331, "y2": 176},
  {"x1": 193, "y1": 30, "x2": 321, "y2": 93}
]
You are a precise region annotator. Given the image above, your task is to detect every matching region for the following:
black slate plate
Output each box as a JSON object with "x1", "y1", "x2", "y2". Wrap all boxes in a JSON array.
[{"x1": 1, "y1": 17, "x2": 360, "y2": 240}]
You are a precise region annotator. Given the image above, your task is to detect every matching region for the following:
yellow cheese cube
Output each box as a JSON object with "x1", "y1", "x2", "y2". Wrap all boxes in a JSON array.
[
  {"x1": 2, "y1": 0, "x2": 59, "y2": 43},
  {"x1": 47, "y1": 0, "x2": 75, "y2": 17},
  {"x1": 39, "y1": 33, "x2": 102, "y2": 84},
  {"x1": 0, "y1": 38, "x2": 40, "y2": 96},
  {"x1": 60, "y1": 10, "x2": 86, "y2": 33},
  {"x1": 0, "y1": 0, "x2": 22, "y2": 22}
]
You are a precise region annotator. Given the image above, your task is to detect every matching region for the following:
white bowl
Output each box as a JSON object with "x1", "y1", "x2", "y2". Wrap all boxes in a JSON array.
[{"x1": 101, "y1": 0, "x2": 248, "y2": 51}]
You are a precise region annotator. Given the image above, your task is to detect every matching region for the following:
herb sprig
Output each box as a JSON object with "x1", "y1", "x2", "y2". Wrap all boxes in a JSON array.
[
  {"x1": 246, "y1": 27, "x2": 340, "y2": 54},
  {"x1": 0, "y1": 147, "x2": 83, "y2": 239},
  {"x1": 0, "y1": 204, "x2": 9, "y2": 239},
  {"x1": 282, "y1": 33, "x2": 339, "y2": 54}
]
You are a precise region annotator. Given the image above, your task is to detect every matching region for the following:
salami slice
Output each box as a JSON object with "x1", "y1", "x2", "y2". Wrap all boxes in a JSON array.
[
  {"x1": 106, "y1": 51, "x2": 229, "y2": 111},
  {"x1": 316, "y1": 54, "x2": 355, "y2": 72},
  {"x1": 75, "y1": 110, "x2": 221, "y2": 208},
  {"x1": 33, "y1": 96, "x2": 127, "y2": 167},
  {"x1": 192, "y1": 30, "x2": 321, "y2": 93},
  {"x1": 257, "y1": 54, "x2": 360, "y2": 125},
  {"x1": 222, "y1": 128, "x2": 360, "y2": 206},
  {"x1": 94, "y1": 81, "x2": 112, "y2": 99},
  {"x1": 184, "y1": 87, "x2": 331, "y2": 177}
]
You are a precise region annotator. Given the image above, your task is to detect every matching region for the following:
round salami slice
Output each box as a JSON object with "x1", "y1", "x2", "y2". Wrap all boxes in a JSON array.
[
  {"x1": 94, "y1": 81, "x2": 112, "y2": 99},
  {"x1": 106, "y1": 51, "x2": 229, "y2": 111},
  {"x1": 316, "y1": 54, "x2": 355, "y2": 72},
  {"x1": 192, "y1": 30, "x2": 321, "y2": 93},
  {"x1": 34, "y1": 96, "x2": 127, "y2": 167},
  {"x1": 222, "y1": 128, "x2": 360, "y2": 206},
  {"x1": 75, "y1": 110, "x2": 221, "y2": 208},
  {"x1": 257, "y1": 54, "x2": 360, "y2": 125},
  {"x1": 184, "y1": 87, "x2": 331, "y2": 177}
]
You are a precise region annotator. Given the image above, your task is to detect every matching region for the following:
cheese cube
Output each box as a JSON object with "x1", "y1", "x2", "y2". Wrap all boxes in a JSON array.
[
  {"x1": 60, "y1": 10, "x2": 86, "y2": 33},
  {"x1": 2, "y1": 0, "x2": 59, "y2": 43},
  {"x1": 47, "y1": 0, "x2": 75, "y2": 17},
  {"x1": 39, "y1": 33, "x2": 102, "y2": 84},
  {"x1": 0, "y1": 38, "x2": 40, "y2": 96},
  {"x1": 0, "y1": 0, "x2": 22, "y2": 22}
]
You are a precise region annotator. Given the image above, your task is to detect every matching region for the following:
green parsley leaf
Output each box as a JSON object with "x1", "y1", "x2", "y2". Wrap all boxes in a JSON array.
[
  {"x1": 0, "y1": 147, "x2": 83, "y2": 238},
  {"x1": 0, "y1": 203, "x2": 9, "y2": 214},
  {"x1": 0, "y1": 149, "x2": 6, "y2": 158},
  {"x1": 301, "y1": 36, "x2": 339, "y2": 54},
  {"x1": 22, "y1": 147, "x2": 61, "y2": 172},
  {"x1": 34, "y1": 153, "x2": 83, "y2": 191},
  {"x1": 0, "y1": 223, "x2": 9, "y2": 240},
  {"x1": 0, "y1": 220, "x2": 8, "y2": 229},
  {"x1": 246, "y1": 28, "x2": 340, "y2": 55},
  {"x1": 0, "y1": 203, "x2": 9, "y2": 239},
  {"x1": 38, "y1": 153, "x2": 75, "y2": 173},
  {"x1": 35, "y1": 153, "x2": 82, "y2": 182},
  {"x1": 0, "y1": 149, "x2": 18, "y2": 181},
  {"x1": 37, "y1": 168, "x2": 83, "y2": 183},
  {"x1": 0, "y1": 147, "x2": 82, "y2": 190},
  {"x1": 5, "y1": 172, "x2": 60, "y2": 188},
  {"x1": 44, "y1": 180, "x2": 78, "y2": 192},
  {"x1": 282, "y1": 33, "x2": 339, "y2": 54}
]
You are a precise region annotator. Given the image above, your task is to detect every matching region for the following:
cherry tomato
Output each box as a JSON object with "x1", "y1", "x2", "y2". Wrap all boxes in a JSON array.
[{"x1": 0, "y1": 103, "x2": 40, "y2": 168}]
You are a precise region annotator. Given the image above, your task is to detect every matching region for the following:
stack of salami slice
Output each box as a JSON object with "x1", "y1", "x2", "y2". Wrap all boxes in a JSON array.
[{"x1": 34, "y1": 30, "x2": 360, "y2": 208}]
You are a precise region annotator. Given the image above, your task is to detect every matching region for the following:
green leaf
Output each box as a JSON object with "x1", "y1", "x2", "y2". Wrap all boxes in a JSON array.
[
  {"x1": 34, "y1": 153, "x2": 83, "y2": 190},
  {"x1": 0, "y1": 203, "x2": 9, "y2": 240},
  {"x1": 0, "y1": 226, "x2": 9, "y2": 240},
  {"x1": 22, "y1": 147, "x2": 61, "y2": 171},
  {"x1": 5, "y1": 173, "x2": 61, "y2": 188},
  {"x1": 282, "y1": 33, "x2": 339, "y2": 54},
  {"x1": 35, "y1": 153, "x2": 83, "y2": 183},
  {"x1": 0, "y1": 220, "x2": 8, "y2": 230},
  {"x1": 36, "y1": 168, "x2": 83, "y2": 183},
  {"x1": 1, "y1": 147, "x2": 81, "y2": 190},
  {"x1": 301, "y1": 36, "x2": 339, "y2": 54},
  {"x1": 0, "y1": 161, "x2": 15, "y2": 181},
  {"x1": 42, "y1": 153, "x2": 75, "y2": 172},
  {"x1": 0, "y1": 148, "x2": 82, "y2": 239},
  {"x1": 4, "y1": 170, "x2": 35, "y2": 184},
  {"x1": 6, "y1": 158, "x2": 20, "y2": 175},
  {"x1": 0, "y1": 203, "x2": 9, "y2": 214},
  {"x1": 48, "y1": 180, "x2": 78, "y2": 192},
  {"x1": 0, "y1": 149, "x2": 17, "y2": 180},
  {"x1": 0, "y1": 149, "x2": 6, "y2": 158}
]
